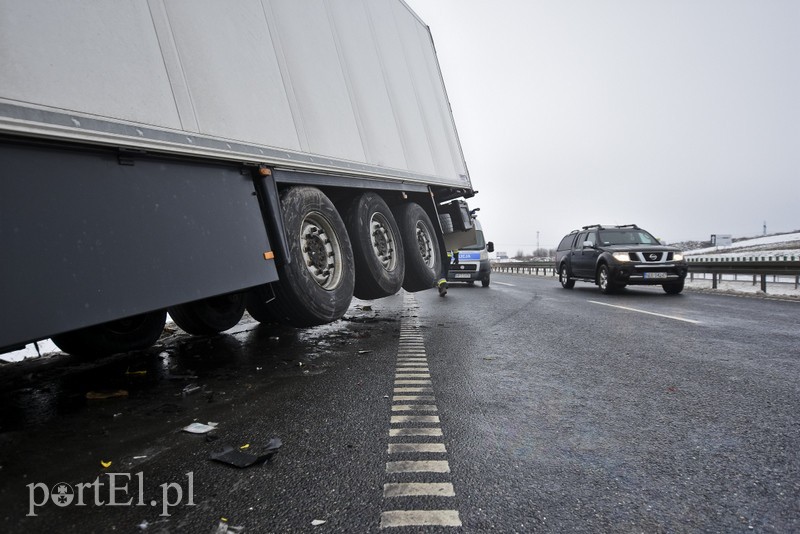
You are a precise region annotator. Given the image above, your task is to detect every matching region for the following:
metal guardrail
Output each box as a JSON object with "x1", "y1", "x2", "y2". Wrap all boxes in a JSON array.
[
  {"x1": 685, "y1": 257, "x2": 800, "y2": 291},
  {"x1": 492, "y1": 261, "x2": 557, "y2": 276},
  {"x1": 492, "y1": 259, "x2": 800, "y2": 292}
]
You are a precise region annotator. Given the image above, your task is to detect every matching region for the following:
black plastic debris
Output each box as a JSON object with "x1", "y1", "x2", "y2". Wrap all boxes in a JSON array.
[
  {"x1": 212, "y1": 518, "x2": 244, "y2": 533},
  {"x1": 210, "y1": 438, "x2": 282, "y2": 468}
]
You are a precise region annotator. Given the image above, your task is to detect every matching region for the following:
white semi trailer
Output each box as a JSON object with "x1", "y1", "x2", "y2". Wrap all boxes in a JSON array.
[{"x1": 0, "y1": 0, "x2": 476, "y2": 356}]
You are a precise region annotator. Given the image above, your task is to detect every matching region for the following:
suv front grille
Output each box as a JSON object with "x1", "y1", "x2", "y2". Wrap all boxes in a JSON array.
[{"x1": 632, "y1": 251, "x2": 667, "y2": 262}]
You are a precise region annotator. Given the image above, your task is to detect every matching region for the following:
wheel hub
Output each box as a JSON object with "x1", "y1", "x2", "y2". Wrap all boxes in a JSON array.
[
  {"x1": 599, "y1": 268, "x2": 608, "y2": 289},
  {"x1": 415, "y1": 221, "x2": 434, "y2": 268},
  {"x1": 370, "y1": 213, "x2": 396, "y2": 271},
  {"x1": 300, "y1": 213, "x2": 342, "y2": 290}
]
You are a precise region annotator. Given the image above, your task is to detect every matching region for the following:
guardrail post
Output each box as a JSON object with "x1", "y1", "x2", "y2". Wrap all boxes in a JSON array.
[
  {"x1": 760, "y1": 274, "x2": 767, "y2": 293},
  {"x1": 752, "y1": 274, "x2": 757, "y2": 286},
  {"x1": 712, "y1": 273, "x2": 718, "y2": 289}
]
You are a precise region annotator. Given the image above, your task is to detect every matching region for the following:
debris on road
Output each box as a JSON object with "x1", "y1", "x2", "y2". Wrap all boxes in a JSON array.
[
  {"x1": 86, "y1": 390, "x2": 128, "y2": 400},
  {"x1": 212, "y1": 517, "x2": 244, "y2": 533},
  {"x1": 182, "y1": 384, "x2": 201, "y2": 396},
  {"x1": 210, "y1": 438, "x2": 282, "y2": 468},
  {"x1": 182, "y1": 422, "x2": 219, "y2": 434},
  {"x1": 312, "y1": 519, "x2": 327, "y2": 526}
]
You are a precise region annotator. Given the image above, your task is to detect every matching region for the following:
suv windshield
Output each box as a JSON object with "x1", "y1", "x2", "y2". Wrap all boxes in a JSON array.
[
  {"x1": 460, "y1": 230, "x2": 486, "y2": 250},
  {"x1": 597, "y1": 229, "x2": 659, "y2": 246}
]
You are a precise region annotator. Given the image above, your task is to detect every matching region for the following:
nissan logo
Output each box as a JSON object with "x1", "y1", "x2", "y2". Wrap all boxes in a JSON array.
[{"x1": 648, "y1": 254, "x2": 658, "y2": 260}]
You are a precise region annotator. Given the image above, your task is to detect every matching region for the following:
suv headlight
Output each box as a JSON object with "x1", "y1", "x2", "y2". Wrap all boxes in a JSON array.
[
  {"x1": 612, "y1": 252, "x2": 633, "y2": 262},
  {"x1": 673, "y1": 252, "x2": 684, "y2": 261}
]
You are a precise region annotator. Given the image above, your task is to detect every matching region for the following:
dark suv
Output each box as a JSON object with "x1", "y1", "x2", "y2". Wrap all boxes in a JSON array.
[{"x1": 555, "y1": 224, "x2": 688, "y2": 294}]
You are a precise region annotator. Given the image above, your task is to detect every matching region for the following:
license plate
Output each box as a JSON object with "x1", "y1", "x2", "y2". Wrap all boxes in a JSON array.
[
  {"x1": 644, "y1": 272, "x2": 667, "y2": 279},
  {"x1": 454, "y1": 273, "x2": 472, "y2": 279}
]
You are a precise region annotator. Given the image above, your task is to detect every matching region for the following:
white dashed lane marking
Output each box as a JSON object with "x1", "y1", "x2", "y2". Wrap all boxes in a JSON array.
[
  {"x1": 380, "y1": 292, "x2": 462, "y2": 529},
  {"x1": 381, "y1": 510, "x2": 462, "y2": 528},
  {"x1": 390, "y1": 415, "x2": 440, "y2": 424},
  {"x1": 391, "y1": 405, "x2": 437, "y2": 412},
  {"x1": 389, "y1": 428, "x2": 443, "y2": 437},
  {"x1": 384, "y1": 482, "x2": 455, "y2": 497},
  {"x1": 588, "y1": 300, "x2": 702, "y2": 324},
  {"x1": 393, "y1": 395, "x2": 435, "y2": 402},
  {"x1": 386, "y1": 460, "x2": 451, "y2": 473},
  {"x1": 388, "y1": 443, "x2": 447, "y2": 453}
]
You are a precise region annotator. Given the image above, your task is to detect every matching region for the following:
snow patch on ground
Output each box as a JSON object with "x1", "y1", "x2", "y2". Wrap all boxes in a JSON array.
[
  {"x1": 686, "y1": 232, "x2": 800, "y2": 255},
  {"x1": 684, "y1": 275, "x2": 800, "y2": 299}
]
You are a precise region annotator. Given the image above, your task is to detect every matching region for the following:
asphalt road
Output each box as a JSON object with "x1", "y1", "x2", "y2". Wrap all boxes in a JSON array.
[{"x1": 0, "y1": 274, "x2": 798, "y2": 533}]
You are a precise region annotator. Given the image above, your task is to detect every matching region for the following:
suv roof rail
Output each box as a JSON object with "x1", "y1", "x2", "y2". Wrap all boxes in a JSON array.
[{"x1": 580, "y1": 223, "x2": 641, "y2": 230}]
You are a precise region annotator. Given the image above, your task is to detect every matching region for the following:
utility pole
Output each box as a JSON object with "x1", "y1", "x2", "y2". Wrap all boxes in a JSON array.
[
  {"x1": 536, "y1": 231, "x2": 540, "y2": 256},
  {"x1": 763, "y1": 221, "x2": 767, "y2": 235}
]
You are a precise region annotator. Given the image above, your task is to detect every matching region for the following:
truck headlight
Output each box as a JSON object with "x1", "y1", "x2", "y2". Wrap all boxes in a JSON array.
[
  {"x1": 673, "y1": 253, "x2": 684, "y2": 261},
  {"x1": 612, "y1": 252, "x2": 633, "y2": 262}
]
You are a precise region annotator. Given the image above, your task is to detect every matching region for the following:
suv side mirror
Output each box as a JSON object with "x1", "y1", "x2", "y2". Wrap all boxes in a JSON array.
[
  {"x1": 487, "y1": 241, "x2": 494, "y2": 253},
  {"x1": 583, "y1": 240, "x2": 594, "y2": 248}
]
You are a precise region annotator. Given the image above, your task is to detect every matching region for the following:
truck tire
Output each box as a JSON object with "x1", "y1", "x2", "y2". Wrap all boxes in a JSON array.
[
  {"x1": 438, "y1": 213, "x2": 454, "y2": 233},
  {"x1": 168, "y1": 293, "x2": 246, "y2": 335},
  {"x1": 393, "y1": 202, "x2": 442, "y2": 292},
  {"x1": 51, "y1": 310, "x2": 167, "y2": 357},
  {"x1": 245, "y1": 284, "x2": 280, "y2": 324},
  {"x1": 559, "y1": 264, "x2": 575, "y2": 288},
  {"x1": 270, "y1": 186, "x2": 354, "y2": 326},
  {"x1": 482, "y1": 276, "x2": 490, "y2": 287},
  {"x1": 344, "y1": 193, "x2": 405, "y2": 300}
]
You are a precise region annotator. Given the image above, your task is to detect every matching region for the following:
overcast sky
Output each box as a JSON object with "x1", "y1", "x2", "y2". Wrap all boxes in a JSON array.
[{"x1": 404, "y1": 0, "x2": 799, "y2": 253}]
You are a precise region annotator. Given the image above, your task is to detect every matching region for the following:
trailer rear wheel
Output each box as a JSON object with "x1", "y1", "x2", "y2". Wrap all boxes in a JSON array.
[
  {"x1": 245, "y1": 284, "x2": 280, "y2": 324},
  {"x1": 51, "y1": 310, "x2": 167, "y2": 357},
  {"x1": 393, "y1": 202, "x2": 442, "y2": 292},
  {"x1": 344, "y1": 193, "x2": 405, "y2": 300},
  {"x1": 168, "y1": 293, "x2": 246, "y2": 335},
  {"x1": 271, "y1": 186, "x2": 354, "y2": 326}
]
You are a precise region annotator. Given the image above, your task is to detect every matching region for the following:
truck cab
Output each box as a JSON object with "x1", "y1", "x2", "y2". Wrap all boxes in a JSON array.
[{"x1": 447, "y1": 217, "x2": 494, "y2": 287}]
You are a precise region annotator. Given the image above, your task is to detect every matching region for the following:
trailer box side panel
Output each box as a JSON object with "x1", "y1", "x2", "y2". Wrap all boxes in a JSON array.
[
  {"x1": 0, "y1": 0, "x2": 471, "y2": 189},
  {"x1": 0, "y1": 0, "x2": 182, "y2": 130},
  {"x1": 0, "y1": 141, "x2": 277, "y2": 350}
]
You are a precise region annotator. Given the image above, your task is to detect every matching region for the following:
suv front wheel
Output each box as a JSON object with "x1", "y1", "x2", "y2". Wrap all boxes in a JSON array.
[
  {"x1": 663, "y1": 280, "x2": 684, "y2": 295},
  {"x1": 597, "y1": 264, "x2": 621, "y2": 294},
  {"x1": 559, "y1": 265, "x2": 575, "y2": 289}
]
